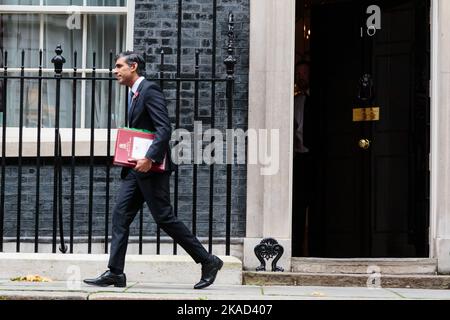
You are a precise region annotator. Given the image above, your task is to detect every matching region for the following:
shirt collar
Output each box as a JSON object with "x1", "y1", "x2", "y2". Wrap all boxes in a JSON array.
[{"x1": 130, "y1": 76, "x2": 145, "y2": 94}]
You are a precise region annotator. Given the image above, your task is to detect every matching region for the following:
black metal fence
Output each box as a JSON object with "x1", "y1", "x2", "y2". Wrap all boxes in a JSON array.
[{"x1": 0, "y1": 12, "x2": 237, "y2": 256}]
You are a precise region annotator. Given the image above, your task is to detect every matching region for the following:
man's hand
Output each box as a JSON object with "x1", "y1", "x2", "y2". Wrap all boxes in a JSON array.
[{"x1": 129, "y1": 158, "x2": 153, "y2": 173}]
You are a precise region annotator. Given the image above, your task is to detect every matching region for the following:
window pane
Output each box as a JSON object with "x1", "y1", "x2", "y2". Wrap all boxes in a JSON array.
[
  {"x1": 1, "y1": 0, "x2": 40, "y2": 4},
  {"x1": 1, "y1": 14, "x2": 40, "y2": 68},
  {"x1": 43, "y1": 0, "x2": 126, "y2": 5},
  {"x1": 2, "y1": 72, "x2": 82, "y2": 128},
  {"x1": 86, "y1": 0, "x2": 126, "y2": 6},
  {"x1": 2, "y1": 73, "x2": 23, "y2": 127},
  {"x1": 85, "y1": 76, "x2": 126, "y2": 129},
  {"x1": 41, "y1": 78, "x2": 83, "y2": 128},
  {"x1": 85, "y1": 14, "x2": 126, "y2": 129},
  {"x1": 1, "y1": 12, "x2": 126, "y2": 129},
  {"x1": 44, "y1": 0, "x2": 83, "y2": 5},
  {"x1": 43, "y1": 14, "x2": 83, "y2": 69},
  {"x1": 86, "y1": 15, "x2": 125, "y2": 69}
]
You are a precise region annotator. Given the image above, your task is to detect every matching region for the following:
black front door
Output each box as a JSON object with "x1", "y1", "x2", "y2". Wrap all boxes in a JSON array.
[{"x1": 307, "y1": 0, "x2": 430, "y2": 258}]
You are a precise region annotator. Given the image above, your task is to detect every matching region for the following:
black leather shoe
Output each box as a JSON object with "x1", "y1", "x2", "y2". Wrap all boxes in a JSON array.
[
  {"x1": 194, "y1": 255, "x2": 223, "y2": 289},
  {"x1": 83, "y1": 270, "x2": 126, "y2": 288}
]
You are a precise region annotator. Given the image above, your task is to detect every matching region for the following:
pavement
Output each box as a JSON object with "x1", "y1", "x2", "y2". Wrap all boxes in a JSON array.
[{"x1": 1, "y1": 279, "x2": 450, "y2": 300}]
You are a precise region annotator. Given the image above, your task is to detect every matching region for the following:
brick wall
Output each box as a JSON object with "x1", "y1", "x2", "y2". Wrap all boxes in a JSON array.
[{"x1": 2, "y1": 0, "x2": 249, "y2": 246}]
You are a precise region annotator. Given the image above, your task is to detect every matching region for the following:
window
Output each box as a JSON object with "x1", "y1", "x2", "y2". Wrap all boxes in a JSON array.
[{"x1": 0, "y1": 0, "x2": 134, "y2": 129}]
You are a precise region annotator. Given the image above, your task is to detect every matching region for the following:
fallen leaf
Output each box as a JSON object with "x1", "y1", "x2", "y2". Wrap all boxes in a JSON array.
[
  {"x1": 311, "y1": 291, "x2": 326, "y2": 297},
  {"x1": 11, "y1": 275, "x2": 52, "y2": 282}
]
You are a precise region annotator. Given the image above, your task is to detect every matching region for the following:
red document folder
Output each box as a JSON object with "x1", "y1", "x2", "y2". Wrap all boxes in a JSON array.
[{"x1": 113, "y1": 128, "x2": 166, "y2": 173}]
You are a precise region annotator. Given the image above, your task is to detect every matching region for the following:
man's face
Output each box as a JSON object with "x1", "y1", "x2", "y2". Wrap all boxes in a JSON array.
[
  {"x1": 296, "y1": 64, "x2": 310, "y2": 91},
  {"x1": 113, "y1": 57, "x2": 137, "y2": 87}
]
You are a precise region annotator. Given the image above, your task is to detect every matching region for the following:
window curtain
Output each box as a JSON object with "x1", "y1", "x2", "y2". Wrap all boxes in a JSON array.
[
  {"x1": 85, "y1": 14, "x2": 126, "y2": 129},
  {"x1": 1, "y1": 13, "x2": 40, "y2": 127}
]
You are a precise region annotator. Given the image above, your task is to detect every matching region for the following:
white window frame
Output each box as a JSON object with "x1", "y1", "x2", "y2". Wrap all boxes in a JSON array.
[{"x1": 0, "y1": 0, "x2": 135, "y2": 156}]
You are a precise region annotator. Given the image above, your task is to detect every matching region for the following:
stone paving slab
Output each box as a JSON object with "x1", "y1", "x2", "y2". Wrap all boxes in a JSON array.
[
  {"x1": 126, "y1": 283, "x2": 262, "y2": 296},
  {"x1": 0, "y1": 291, "x2": 88, "y2": 300},
  {"x1": 88, "y1": 292, "x2": 335, "y2": 300},
  {"x1": 0, "y1": 280, "x2": 136, "y2": 293},
  {"x1": 262, "y1": 286, "x2": 401, "y2": 299},
  {"x1": 89, "y1": 292, "x2": 197, "y2": 300},
  {"x1": 1, "y1": 280, "x2": 450, "y2": 300},
  {"x1": 88, "y1": 292, "x2": 333, "y2": 300},
  {"x1": 388, "y1": 288, "x2": 450, "y2": 300}
]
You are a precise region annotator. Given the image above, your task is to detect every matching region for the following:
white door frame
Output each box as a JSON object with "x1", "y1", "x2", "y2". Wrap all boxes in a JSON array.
[
  {"x1": 430, "y1": 0, "x2": 439, "y2": 259},
  {"x1": 244, "y1": 0, "x2": 437, "y2": 271}
]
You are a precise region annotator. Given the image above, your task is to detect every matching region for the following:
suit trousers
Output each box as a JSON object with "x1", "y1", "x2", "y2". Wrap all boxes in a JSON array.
[{"x1": 108, "y1": 170, "x2": 210, "y2": 273}]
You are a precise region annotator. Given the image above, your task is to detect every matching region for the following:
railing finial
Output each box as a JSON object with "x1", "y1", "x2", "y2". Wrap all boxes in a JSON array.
[{"x1": 51, "y1": 45, "x2": 66, "y2": 76}]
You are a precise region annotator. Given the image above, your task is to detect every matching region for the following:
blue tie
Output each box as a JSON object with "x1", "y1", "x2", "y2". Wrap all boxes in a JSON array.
[{"x1": 128, "y1": 90, "x2": 134, "y2": 112}]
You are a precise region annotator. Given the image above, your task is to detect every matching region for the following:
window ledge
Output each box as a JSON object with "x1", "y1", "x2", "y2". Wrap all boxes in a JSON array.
[
  {"x1": 0, "y1": 128, "x2": 117, "y2": 157},
  {"x1": 0, "y1": 5, "x2": 128, "y2": 15}
]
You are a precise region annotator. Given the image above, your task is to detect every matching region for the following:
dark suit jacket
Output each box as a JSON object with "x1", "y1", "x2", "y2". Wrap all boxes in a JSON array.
[{"x1": 121, "y1": 79, "x2": 175, "y2": 179}]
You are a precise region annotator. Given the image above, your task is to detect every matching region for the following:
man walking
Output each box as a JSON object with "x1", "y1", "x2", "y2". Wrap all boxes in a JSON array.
[{"x1": 83, "y1": 52, "x2": 223, "y2": 289}]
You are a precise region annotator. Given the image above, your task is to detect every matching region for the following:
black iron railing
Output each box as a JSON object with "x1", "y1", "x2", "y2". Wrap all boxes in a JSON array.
[{"x1": 0, "y1": 11, "x2": 237, "y2": 255}]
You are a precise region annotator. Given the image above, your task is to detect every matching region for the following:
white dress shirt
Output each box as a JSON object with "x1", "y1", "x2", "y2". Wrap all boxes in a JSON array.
[{"x1": 130, "y1": 76, "x2": 145, "y2": 94}]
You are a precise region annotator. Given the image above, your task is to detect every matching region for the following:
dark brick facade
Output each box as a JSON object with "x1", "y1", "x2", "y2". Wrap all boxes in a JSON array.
[{"x1": 2, "y1": 0, "x2": 249, "y2": 245}]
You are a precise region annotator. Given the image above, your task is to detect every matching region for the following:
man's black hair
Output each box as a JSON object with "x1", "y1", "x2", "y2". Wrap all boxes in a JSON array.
[{"x1": 115, "y1": 51, "x2": 146, "y2": 76}]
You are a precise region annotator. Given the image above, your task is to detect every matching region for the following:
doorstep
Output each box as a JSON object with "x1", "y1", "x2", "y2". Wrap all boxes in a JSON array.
[{"x1": 243, "y1": 271, "x2": 450, "y2": 289}]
